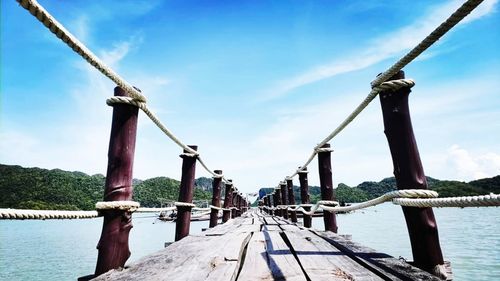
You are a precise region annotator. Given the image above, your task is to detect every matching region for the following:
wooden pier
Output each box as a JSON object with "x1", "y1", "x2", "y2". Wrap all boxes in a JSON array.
[{"x1": 93, "y1": 209, "x2": 441, "y2": 281}]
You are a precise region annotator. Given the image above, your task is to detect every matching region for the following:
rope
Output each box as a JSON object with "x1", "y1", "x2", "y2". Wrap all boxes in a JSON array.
[
  {"x1": 95, "y1": 201, "x2": 140, "y2": 212},
  {"x1": 18, "y1": 0, "x2": 235, "y2": 188},
  {"x1": 174, "y1": 202, "x2": 196, "y2": 208},
  {"x1": 272, "y1": 189, "x2": 437, "y2": 215},
  {"x1": 266, "y1": 191, "x2": 499, "y2": 216},
  {"x1": 0, "y1": 208, "x2": 99, "y2": 220},
  {"x1": 289, "y1": 0, "x2": 484, "y2": 178},
  {"x1": 291, "y1": 79, "x2": 415, "y2": 177},
  {"x1": 136, "y1": 207, "x2": 176, "y2": 213},
  {"x1": 393, "y1": 193, "x2": 500, "y2": 208}
]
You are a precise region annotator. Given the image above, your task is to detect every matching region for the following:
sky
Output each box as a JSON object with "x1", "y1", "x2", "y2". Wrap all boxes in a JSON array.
[{"x1": 1, "y1": 0, "x2": 499, "y2": 194}]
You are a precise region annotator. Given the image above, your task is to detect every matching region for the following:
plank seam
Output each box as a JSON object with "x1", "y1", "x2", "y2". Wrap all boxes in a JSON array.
[
  {"x1": 279, "y1": 231, "x2": 312, "y2": 281},
  {"x1": 309, "y1": 229, "x2": 412, "y2": 281},
  {"x1": 234, "y1": 231, "x2": 254, "y2": 281}
]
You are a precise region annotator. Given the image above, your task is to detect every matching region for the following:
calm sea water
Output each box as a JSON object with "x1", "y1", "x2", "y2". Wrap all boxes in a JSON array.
[{"x1": 1, "y1": 204, "x2": 498, "y2": 280}]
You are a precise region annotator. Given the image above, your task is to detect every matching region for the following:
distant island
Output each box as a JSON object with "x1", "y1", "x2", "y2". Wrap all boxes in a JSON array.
[{"x1": 0, "y1": 164, "x2": 498, "y2": 210}]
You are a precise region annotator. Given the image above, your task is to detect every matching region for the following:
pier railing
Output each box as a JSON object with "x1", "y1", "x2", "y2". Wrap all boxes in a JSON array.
[{"x1": 3, "y1": 0, "x2": 499, "y2": 280}]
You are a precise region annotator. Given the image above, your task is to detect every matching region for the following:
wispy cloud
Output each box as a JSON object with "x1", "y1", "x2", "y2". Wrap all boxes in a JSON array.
[{"x1": 260, "y1": 0, "x2": 497, "y2": 101}]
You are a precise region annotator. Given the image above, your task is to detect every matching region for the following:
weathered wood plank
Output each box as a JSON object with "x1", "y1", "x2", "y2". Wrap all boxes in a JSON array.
[
  {"x1": 273, "y1": 216, "x2": 292, "y2": 225},
  {"x1": 263, "y1": 225, "x2": 282, "y2": 232},
  {"x1": 311, "y1": 230, "x2": 441, "y2": 281},
  {"x1": 237, "y1": 232, "x2": 274, "y2": 280},
  {"x1": 204, "y1": 218, "x2": 248, "y2": 236},
  {"x1": 264, "y1": 231, "x2": 307, "y2": 281},
  {"x1": 279, "y1": 224, "x2": 305, "y2": 232},
  {"x1": 263, "y1": 216, "x2": 278, "y2": 225},
  {"x1": 283, "y1": 229, "x2": 382, "y2": 280},
  {"x1": 93, "y1": 231, "x2": 251, "y2": 281}
]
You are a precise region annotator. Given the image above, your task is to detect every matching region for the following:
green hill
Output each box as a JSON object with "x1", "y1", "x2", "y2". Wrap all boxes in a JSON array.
[{"x1": 0, "y1": 164, "x2": 213, "y2": 210}]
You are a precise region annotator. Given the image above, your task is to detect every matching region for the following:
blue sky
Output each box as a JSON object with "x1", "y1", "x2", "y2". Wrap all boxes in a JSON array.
[{"x1": 1, "y1": 0, "x2": 499, "y2": 193}]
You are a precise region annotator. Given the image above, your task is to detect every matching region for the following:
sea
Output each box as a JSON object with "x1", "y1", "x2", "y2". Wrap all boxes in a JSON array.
[{"x1": 1, "y1": 204, "x2": 498, "y2": 280}]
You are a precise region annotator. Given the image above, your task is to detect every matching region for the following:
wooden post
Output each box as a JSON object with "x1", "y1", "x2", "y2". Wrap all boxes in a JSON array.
[
  {"x1": 95, "y1": 87, "x2": 139, "y2": 276},
  {"x1": 236, "y1": 193, "x2": 242, "y2": 217},
  {"x1": 274, "y1": 189, "x2": 282, "y2": 217},
  {"x1": 222, "y1": 180, "x2": 233, "y2": 223},
  {"x1": 298, "y1": 168, "x2": 312, "y2": 228},
  {"x1": 175, "y1": 145, "x2": 198, "y2": 241},
  {"x1": 379, "y1": 70, "x2": 444, "y2": 273},
  {"x1": 280, "y1": 182, "x2": 289, "y2": 219},
  {"x1": 286, "y1": 178, "x2": 298, "y2": 223},
  {"x1": 209, "y1": 170, "x2": 223, "y2": 228},
  {"x1": 263, "y1": 196, "x2": 269, "y2": 214},
  {"x1": 268, "y1": 194, "x2": 274, "y2": 216},
  {"x1": 231, "y1": 189, "x2": 238, "y2": 218},
  {"x1": 318, "y1": 143, "x2": 338, "y2": 233}
]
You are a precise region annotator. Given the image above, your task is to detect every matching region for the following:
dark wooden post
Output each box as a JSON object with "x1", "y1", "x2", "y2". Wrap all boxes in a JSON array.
[
  {"x1": 274, "y1": 189, "x2": 282, "y2": 217},
  {"x1": 209, "y1": 170, "x2": 223, "y2": 228},
  {"x1": 318, "y1": 143, "x2": 338, "y2": 233},
  {"x1": 95, "y1": 87, "x2": 139, "y2": 276},
  {"x1": 263, "y1": 196, "x2": 269, "y2": 214},
  {"x1": 268, "y1": 194, "x2": 274, "y2": 216},
  {"x1": 379, "y1": 70, "x2": 444, "y2": 273},
  {"x1": 231, "y1": 189, "x2": 238, "y2": 218},
  {"x1": 286, "y1": 178, "x2": 298, "y2": 223},
  {"x1": 222, "y1": 180, "x2": 233, "y2": 223},
  {"x1": 298, "y1": 168, "x2": 312, "y2": 228},
  {"x1": 175, "y1": 145, "x2": 198, "y2": 241},
  {"x1": 236, "y1": 193, "x2": 242, "y2": 217},
  {"x1": 280, "y1": 182, "x2": 289, "y2": 219}
]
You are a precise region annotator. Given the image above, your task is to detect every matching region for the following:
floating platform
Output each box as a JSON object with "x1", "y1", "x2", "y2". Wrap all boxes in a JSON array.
[{"x1": 93, "y1": 209, "x2": 441, "y2": 280}]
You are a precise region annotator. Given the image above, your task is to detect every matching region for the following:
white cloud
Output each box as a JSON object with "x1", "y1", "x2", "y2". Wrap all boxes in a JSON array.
[
  {"x1": 261, "y1": 0, "x2": 497, "y2": 101},
  {"x1": 446, "y1": 145, "x2": 500, "y2": 180},
  {"x1": 70, "y1": 15, "x2": 90, "y2": 44}
]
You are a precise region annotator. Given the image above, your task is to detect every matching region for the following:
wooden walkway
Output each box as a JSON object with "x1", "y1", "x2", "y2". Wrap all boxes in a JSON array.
[{"x1": 94, "y1": 209, "x2": 440, "y2": 280}]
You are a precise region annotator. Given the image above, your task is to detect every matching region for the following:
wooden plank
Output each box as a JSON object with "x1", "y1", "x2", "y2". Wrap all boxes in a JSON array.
[
  {"x1": 263, "y1": 231, "x2": 307, "y2": 281},
  {"x1": 237, "y1": 232, "x2": 274, "y2": 280},
  {"x1": 279, "y1": 224, "x2": 305, "y2": 232},
  {"x1": 263, "y1": 225, "x2": 282, "y2": 232},
  {"x1": 272, "y1": 216, "x2": 292, "y2": 225},
  {"x1": 263, "y1": 216, "x2": 278, "y2": 225},
  {"x1": 283, "y1": 229, "x2": 383, "y2": 280},
  {"x1": 94, "y1": 231, "x2": 251, "y2": 281},
  {"x1": 204, "y1": 218, "x2": 247, "y2": 236},
  {"x1": 311, "y1": 230, "x2": 441, "y2": 281}
]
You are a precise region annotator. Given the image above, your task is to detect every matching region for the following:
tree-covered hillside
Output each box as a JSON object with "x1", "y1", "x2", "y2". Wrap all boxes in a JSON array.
[{"x1": 0, "y1": 164, "x2": 213, "y2": 210}]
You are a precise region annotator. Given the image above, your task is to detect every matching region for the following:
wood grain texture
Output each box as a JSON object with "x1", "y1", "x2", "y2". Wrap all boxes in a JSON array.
[{"x1": 284, "y1": 229, "x2": 382, "y2": 280}]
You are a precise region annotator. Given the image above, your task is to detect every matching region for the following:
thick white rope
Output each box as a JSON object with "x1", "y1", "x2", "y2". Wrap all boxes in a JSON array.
[
  {"x1": 371, "y1": 0, "x2": 484, "y2": 87},
  {"x1": 291, "y1": 79, "x2": 415, "y2": 177},
  {"x1": 136, "y1": 207, "x2": 176, "y2": 213},
  {"x1": 174, "y1": 202, "x2": 196, "y2": 208},
  {"x1": 320, "y1": 189, "x2": 437, "y2": 213},
  {"x1": 0, "y1": 201, "x2": 237, "y2": 219},
  {"x1": 18, "y1": 0, "x2": 234, "y2": 187},
  {"x1": 264, "y1": 191, "x2": 499, "y2": 215},
  {"x1": 289, "y1": 0, "x2": 484, "y2": 177},
  {"x1": 0, "y1": 208, "x2": 99, "y2": 220},
  {"x1": 393, "y1": 193, "x2": 500, "y2": 208},
  {"x1": 268, "y1": 189, "x2": 437, "y2": 215},
  {"x1": 95, "y1": 201, "x2": 140, "y2": 212}
]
